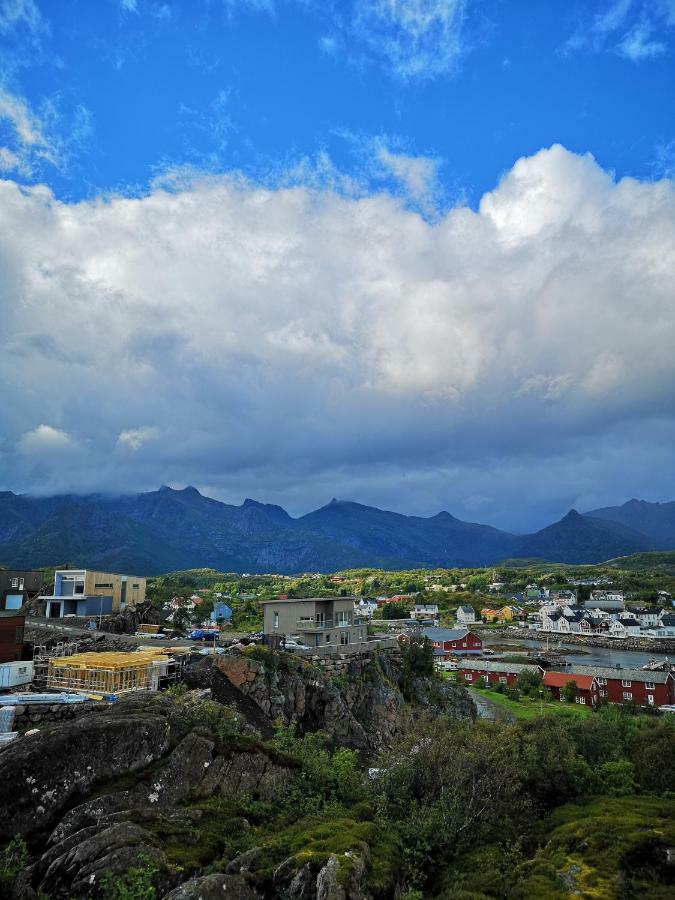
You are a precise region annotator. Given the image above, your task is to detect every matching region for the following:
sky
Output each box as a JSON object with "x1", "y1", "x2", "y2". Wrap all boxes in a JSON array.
[{"x1": 0, "y1": 0, "x2": 674, "y2": 532}]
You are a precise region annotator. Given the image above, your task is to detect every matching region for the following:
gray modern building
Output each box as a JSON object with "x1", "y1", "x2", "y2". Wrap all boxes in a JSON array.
[{"x1": 260, "y1": 596, "x2": 368, "y2": 647}]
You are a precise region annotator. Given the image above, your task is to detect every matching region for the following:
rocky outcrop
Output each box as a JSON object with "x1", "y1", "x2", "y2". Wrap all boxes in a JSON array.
[
  {"x1": 212, "y1": 647, "x2": 409, "y2": 754},
  {"x1": 195, "y1": 749, "x2": 295, "y2": 801},
  {"x1": 33, "y1": 821, "x2": 166, "y2": 897},
  {"x1": 0, "y1": 697, "x2": 173, "y2": 838},
  {"x1": 163, "y1": 873, "x2": 262, "y2": 899}
]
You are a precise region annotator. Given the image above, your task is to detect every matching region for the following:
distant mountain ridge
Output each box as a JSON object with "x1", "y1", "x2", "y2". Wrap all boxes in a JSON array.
[{"x1": 0, "y1": 488, "x2": 672, "y2": 575}]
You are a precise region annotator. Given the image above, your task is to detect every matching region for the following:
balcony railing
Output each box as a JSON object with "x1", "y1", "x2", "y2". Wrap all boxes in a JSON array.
[{"x1": 295, "y1": 616, "x2": 369, "y2": 631}]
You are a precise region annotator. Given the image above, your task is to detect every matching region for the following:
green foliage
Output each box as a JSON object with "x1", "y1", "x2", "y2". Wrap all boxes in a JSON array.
[
  {"x1": 380, "y1": 602, "x2": 408, "y2": 619},
  {"x1": 400, "y1": 635, "x2": 434, "y2": 690},
  {"x1": 516, "y1": 669, "x2": 544, "y2": 697},
  {"x1": 0, "y1": 835, "x2": 28, "y2": 898},
  {"x1": 101, "y1": 858, "x2": 159, "y2": 900},
  {"x1": 561, "y1": 679, "x2": 578, "y2": 703},
  {"x1": 268, "y1": 728, "x2": 367, "y2": 812}
]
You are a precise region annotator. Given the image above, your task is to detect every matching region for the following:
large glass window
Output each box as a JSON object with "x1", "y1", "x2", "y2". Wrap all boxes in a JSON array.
[{"x1": 3, "y1": 594, "x2": 23, "y2": 610}]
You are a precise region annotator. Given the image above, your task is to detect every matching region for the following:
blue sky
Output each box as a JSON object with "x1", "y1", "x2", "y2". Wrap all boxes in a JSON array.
[
  {"x1": 1, "y1": 0, "x2": 675, "y2": 530},
  {"x1": 2, "y1": 0, "x2": 674, "y2": 203}
]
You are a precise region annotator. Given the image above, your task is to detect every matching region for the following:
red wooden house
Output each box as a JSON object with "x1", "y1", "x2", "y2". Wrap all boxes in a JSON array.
[
  {"x1": 458, "y1": 660, "x2": 542, "y2": 686},
  {"x1": 562, "y1": 665, "x2": 674, "y2": 707},
  {"x1": 543, "y1": 671, "x2": 599, "y2": 708},
  {"x1": 420, "y1": 627, "x2": 483, "y2": 657}
]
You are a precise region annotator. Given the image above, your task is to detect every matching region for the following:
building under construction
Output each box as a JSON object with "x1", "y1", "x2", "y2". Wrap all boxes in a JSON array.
[{"x1": 44, "y1": 649, "x2": 183, "y2": 695}]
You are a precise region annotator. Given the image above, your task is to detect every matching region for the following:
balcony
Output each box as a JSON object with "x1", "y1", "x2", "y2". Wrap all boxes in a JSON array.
[
  {"x1": 296, "y1": 618, "x2": 334, "y2": 631},
  {"x1": 295, "y1": 616, "x2": 369, "y2": 631}
]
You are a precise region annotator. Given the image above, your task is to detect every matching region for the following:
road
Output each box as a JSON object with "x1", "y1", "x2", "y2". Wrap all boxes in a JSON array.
[{"x1": 25, "y1": 618, "x2": 249, "y2": 648}]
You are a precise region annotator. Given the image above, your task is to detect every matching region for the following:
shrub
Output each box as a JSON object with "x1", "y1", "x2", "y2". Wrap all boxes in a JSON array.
[
  {"x1": 0, "y1": 835, "x2": 28, "y2": 898},
  {"x1": 100, "y1": 858, "x2": 158, "y2": 900}
]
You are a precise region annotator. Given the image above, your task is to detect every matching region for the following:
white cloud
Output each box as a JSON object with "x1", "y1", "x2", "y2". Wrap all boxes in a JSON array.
[
  {"x1": 374, "y1": 142, "x2": 440, "y2": 211},
  {"x1": 117, "y1": 427, "x2": 162, "y2": 451},
  {"x1": 616, "y1": 22, "x2": 666, "y2": 60},
  {"x1": 0, "y1": 88, "x2": 57, "y2": 174},
  {"x1": 563, "y1": 0, "x2": 674, "y2": 61},
  {"x1": 19, "y1": 425, "x2": 73, "y2": 454},
  {"x1": 1, "y1": 145, "x2": 674, "y2": 520},
  {"x1": 352, "y1": 0, "x2": 470, "y2": 80},
  {"x1": 0, "y1": 0, "x2": 45, "y2": 35}
]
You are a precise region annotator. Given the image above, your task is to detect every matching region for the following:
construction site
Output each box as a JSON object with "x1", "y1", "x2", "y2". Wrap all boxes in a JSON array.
[{"x1": 32, "y1": 644, "x2": 189, "y2": 697}]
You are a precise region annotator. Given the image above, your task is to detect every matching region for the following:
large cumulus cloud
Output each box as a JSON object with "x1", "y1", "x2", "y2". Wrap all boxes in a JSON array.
[{"x1": 1, "y1": 144, "x2": 674, "y2": 529}]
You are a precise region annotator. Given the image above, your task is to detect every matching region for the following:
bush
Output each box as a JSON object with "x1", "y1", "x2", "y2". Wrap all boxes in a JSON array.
[
  {"x1": 0, "y1": 835, "x2": 28, "y2": 898},
  {"x1": 101, "y1": 858, "x2": 159, "y2": 900}
]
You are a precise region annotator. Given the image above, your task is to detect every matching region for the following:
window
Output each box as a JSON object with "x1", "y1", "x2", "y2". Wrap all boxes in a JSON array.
[
  {"x1": 623, "y1": 692, "x2": 632, "y2": 701},
  {"x1": 336, "y1": 610, "x2": 349, "y2": 627},
  {"x1": 10, "y1": 578, "x2": 18, "y2": 588},
  {"x1": 273, "y1": 611, "x2": 279, "y2": 629},
  {"x1": 499, "y1": 676, "x2": 507, "y2": 684},
  {"x1": 600, "y1": 690, "x2": 608, "y2": 698},
  {"x1": 645, "y1": 682, "x2": 655, "y2": 690},
  {"x1": 575, "y1": 697, "x2": 586, "y2": 705},
  {"x1": 462, "y1": 642, "x2": 467, "y2": 648},
  {"x1": 647, "y1": 695, "x2": 654, "y2": 705},
  {"x1": 95, "y1": 582, "x2": 113, "y2": 589},
  {"x1": 132, "y1": 583, "x2": 139, "y2": 588},
  {"x1": 3, "y1": 595, "x2": 23, "y2": 611},
  {"x1": 597, "y1": 677, "x2": 606, "y2": 685},
  {"x1": 464, "y1": 673, "x2": 472, "y2": 680},
  {"x1": 18, "y1": 666, "x2": 27, "y2": 674},
  {"x1": 325, "y1": 634, "x2": 330, "y2": 643},
  {"x1": 75, "y1": 583, "x2": 84, "y2": 594},
  {"x1": 621, "y1": 680, "x2": 632, "y2": 687},
  {"x1": 340, "y1": 631, "x2": 350, "y2": 645}
]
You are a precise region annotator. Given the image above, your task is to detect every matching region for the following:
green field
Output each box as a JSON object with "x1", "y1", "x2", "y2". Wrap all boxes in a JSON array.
[{"x1": 467, "y1": 682, "x2": 593, "y2": 720}]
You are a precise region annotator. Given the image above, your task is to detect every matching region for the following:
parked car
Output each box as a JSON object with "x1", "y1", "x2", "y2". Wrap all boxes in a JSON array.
[
  {"x1": 247, "y1": 631, "x2": 264, "y2": 643},
  {"x1": 188, "y1": 628, "x2": 220, "y2": 641},
  {"x1": 282, "y1": 637, "x2": 311, "y2": 652}
]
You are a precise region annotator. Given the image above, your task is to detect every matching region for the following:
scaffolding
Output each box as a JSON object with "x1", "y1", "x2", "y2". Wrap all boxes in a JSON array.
[
  {"x1": 45, "y1": 650, "x2": 172, "y2": 695},
  {"x1": 33, "y1": 641, "x2": 81, "y2": 688}
]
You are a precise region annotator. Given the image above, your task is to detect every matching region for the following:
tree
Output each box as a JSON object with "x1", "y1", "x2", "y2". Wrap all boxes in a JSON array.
[
  {"x1": 381, "y1": 602, "x2": 409, "y2": 619},
  {"x1": 561, "y1": 679, "x2": 578, "y2": 703},
  {"x1": 401, "y1": 635, "x2": 434, "y2": 682}
]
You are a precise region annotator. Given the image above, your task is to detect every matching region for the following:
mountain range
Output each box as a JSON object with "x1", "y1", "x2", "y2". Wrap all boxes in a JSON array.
[{"x1": 1, "y1": 488, "x2": 674, "y2": 575}]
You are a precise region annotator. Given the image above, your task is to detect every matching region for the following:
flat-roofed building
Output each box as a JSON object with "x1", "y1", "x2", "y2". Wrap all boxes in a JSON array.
[
  {"x1": 40, "y1": 569, "x2": 146, "y2": 619},
  {"x1": 260, "y1": 596, "x2": 368, "y2": 648}
]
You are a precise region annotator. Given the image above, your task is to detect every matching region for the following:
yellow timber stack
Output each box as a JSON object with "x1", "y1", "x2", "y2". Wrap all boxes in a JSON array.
[{"x1": 46, "y1": 649, "x2": 170, "y2": 695}]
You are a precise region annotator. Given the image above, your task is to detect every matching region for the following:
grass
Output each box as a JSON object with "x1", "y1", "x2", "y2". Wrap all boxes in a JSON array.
[{"x1": 468, "y1": 683, "x2": 593, "y2": 720}]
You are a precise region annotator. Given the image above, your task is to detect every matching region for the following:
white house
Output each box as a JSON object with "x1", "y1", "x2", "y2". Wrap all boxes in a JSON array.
[
  {"x1": 355, "y1": 599, "x2": 378, "y2": 618},
  {"x1": 456, "y1": 605, "x2": 477, "y2": 625},
  {"x1": 411, "y1": 604, "x2": 439, "y2": 622}
]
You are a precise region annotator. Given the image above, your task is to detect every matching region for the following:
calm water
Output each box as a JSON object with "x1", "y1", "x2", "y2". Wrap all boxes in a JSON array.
[{"x1": 482, "y1": 635, "x2": 672, "y2": 670}]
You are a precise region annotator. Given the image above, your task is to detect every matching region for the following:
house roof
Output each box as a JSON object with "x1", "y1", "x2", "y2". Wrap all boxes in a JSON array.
[
  {"x1": 561, "y1": 665, "x2": 673, "y2": 684},
  {"x1": 544, "y1": 671, "x2": 596, "y2": 690},
  {"x1": 421, "y1": 626, "x2": 472, "y2": 642},
  {"x1": 660, "y1": 614, "x2": 675, "y2": 626},
  {"x1": 457, "y1": 605, "x2": 475, "y2": 615},
  {"x1": 458, "y1": 660, "x2": 541, "y2": 674}
]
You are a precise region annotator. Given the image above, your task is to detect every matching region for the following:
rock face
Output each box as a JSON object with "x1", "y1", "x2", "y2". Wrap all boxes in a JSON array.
[
  {"x1": 212, "y1": 648, "x2": 408, "y2": 754},
  {"x1": 163, "y1": 873, "x2": 262, "y2": 899},
  {"x1": 0, "y1": 696, "x2": 172, "y2": 838}
]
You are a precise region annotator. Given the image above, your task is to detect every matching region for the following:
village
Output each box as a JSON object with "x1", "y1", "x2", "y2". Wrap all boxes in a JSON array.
[{"x1": 1, "y1": 564, "x2": 674, "y2": 733}]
